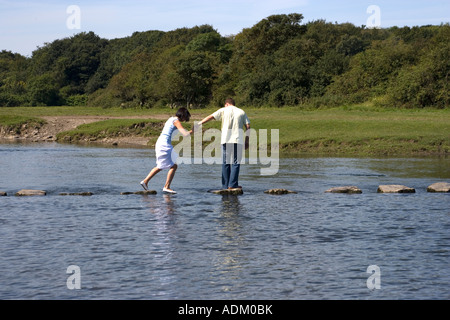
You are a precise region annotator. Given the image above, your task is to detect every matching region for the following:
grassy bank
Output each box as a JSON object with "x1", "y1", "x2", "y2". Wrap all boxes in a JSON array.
[
  {"x1": 1, "y1": 105, "x2": 449, "y2": 156},
  {"x1": 0, "y1": 115, "x2": 46, "y2": 134},
  {"x1": 244, "y1": 107, "x2": 449, "y2": 156}
]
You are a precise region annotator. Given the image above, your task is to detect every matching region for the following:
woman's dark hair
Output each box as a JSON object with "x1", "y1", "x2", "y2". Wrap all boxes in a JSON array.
[{"x1": 176, "y1": 107, "x2": 191, "y2": 122}]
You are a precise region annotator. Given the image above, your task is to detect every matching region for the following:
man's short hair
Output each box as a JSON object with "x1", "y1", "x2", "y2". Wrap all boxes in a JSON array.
[{"x1": 225, "y1": 98, "x2": 235, "y2": 106}]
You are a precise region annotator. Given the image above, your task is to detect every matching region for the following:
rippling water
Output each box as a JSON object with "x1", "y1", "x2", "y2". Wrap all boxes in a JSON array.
[{"x1": 0, "y1": 142, "x2": 449, "y2": 300}]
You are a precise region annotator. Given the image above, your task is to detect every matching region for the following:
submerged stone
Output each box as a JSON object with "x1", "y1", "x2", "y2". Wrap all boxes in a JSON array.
[
  {"x1": 427, "y1": 182, "x2": 450, "y2": 193},
  {"x1": 59, "y1": 192, "x2": 93, "y2": 196},
  {"x1": 325, "y1": 186, "x2": 362, "y2": 194},
  {"x1": 0, "y1": 191, "x2": 7, "y2": 196},
  {"x1": 121, "y1": 190, "x2": 157, "y2": 195},
  {"x1": 15, "y1": 189, "x2": 47, "y2": 196},
  {"x1": 208, "y1": 188, "x2": 243, "y2": 195},
  {"x1": 264, "y1": 188, "x2": 297, "y2": 195},
  {"x1": 377, "y1": 185, "x2": 415, "y2": 193}
]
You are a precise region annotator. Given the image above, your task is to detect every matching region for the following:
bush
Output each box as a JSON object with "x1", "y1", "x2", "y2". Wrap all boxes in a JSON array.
[
  {"x1": 65, "y1": 94, "x2": 88, "y2": 106},
  {"x1": 27, "y1": 73, "x2": 61, "y2": 106}
]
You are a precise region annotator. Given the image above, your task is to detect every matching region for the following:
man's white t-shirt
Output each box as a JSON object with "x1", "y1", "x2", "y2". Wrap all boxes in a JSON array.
[{"x1": 212, "y1": 105, "x2": 250, "y2": 145}]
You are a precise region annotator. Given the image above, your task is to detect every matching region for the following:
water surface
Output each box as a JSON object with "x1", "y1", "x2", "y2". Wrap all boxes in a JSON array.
[{"x1": 0, "y1": 142, "x2": 449, "y2": 299}]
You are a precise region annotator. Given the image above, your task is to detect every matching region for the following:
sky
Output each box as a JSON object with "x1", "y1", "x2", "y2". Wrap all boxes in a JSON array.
[{"x1": 1, "y1": 0, "x2": 449, "y2": 57}]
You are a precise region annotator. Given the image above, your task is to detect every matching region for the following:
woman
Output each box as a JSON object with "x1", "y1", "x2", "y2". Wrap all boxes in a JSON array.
[{"x1": 140, "y1": 107, "x2": 192, "y2": 194}]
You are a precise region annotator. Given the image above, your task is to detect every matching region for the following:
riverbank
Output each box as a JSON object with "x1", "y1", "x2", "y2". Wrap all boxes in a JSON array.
[
  {"x1": 0, "y1": 114, "x2": 165, "y2": 147},
  {"x1": 0, "y1": 105, "x2": 449, "y2": 155}
]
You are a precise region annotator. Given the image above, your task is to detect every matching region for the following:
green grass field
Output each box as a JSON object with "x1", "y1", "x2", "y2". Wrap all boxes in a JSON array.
[
  {"x1": 1, "y1": 105, "x2": 449, "y2": 156},
  {"x1": 0, "y1": 106, "x2": 174, "y2": 118},
  {"x1": 242, "y1": 106, "x2": 449, "y2": 156}
]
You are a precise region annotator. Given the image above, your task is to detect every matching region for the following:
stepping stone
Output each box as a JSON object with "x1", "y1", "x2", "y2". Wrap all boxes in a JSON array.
[
  {"x1": 208, "y1": 188, "x2": 243, "y2": 195},
  {"x1": 427, "y1": 182, "x2": 450, "y2": 193},
  {"x1": 0, "y1": 191, "x2": 7, "y2": 196},
  {"x1": 264, "y1": 188, "x2": 297, "y2": 195},
  {"x1": 59, "y1": 192, "x2": 93, "y2": 196},
  {"x1": 121, "y1": 191, "x2": 157, "y2": 195},
  {"x1": 15, "y1": 189, "x2": 47, "y2": 196},
  {"x1": 325, "y1": 186, "x2": 362, "y2": 194},
  {"x1": 377, "y1": 185, "x2": 415, "y2": 193}
]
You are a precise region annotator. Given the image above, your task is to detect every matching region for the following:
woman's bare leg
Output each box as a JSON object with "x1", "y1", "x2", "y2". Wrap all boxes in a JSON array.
[
  {"x1": 143, "y1": 167, "x2": 161, "y2": 187},
  {"x1": 164, "y1": 164, "x2": 178, "y2": 190}
]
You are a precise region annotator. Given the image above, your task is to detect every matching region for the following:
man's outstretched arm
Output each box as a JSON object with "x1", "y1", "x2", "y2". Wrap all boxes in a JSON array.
[{"x1": 198, "y1": 114, "x2": 215, "y2": 126}]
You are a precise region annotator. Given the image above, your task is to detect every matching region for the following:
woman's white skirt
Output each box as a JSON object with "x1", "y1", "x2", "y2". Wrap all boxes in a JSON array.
[{"x1": 155, "y1": 142, "x2": 178, "y2": 170}]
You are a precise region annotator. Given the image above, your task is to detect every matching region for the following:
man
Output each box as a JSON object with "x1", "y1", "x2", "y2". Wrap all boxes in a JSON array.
[{"x1": 198, "y1": 98, "x2": 250, "y2": 190}]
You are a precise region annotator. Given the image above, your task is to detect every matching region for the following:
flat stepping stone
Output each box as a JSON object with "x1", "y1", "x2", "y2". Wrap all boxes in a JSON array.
[
  {"x1": 121, "y1": 190, "x2": 157, "y2": 195},
  {"x1": 264, "y1": 188, "x2": 297, "y2": 195},
  {"x1": 377, "y1": 185, "x2": 415, "y2": 193},
  {"x1": 59, "y1": 192, "x2": 93, "y2": 196},
  {"x1": 427, "y1": 182, "x2": 450, "y2": 193},
  {"x1": 0, "y1": 191, "x2": 7, "y2": 196},
  {"x1": 325, "y1": 186, "x2": 362, "y2": 194},
  {"x1": 208, "y1": 188, "x2": 243, "y2": 195},
  {"x1": 15, "y1": 189, "x2": 47, "y2": 196}
]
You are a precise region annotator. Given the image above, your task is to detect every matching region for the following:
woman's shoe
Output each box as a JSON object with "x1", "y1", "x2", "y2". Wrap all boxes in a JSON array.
[
  {"x1": 140, "y1": 181, "x2": 148, "y2": 191},
  {"x1": 163, "y1": 188, "x2": 177, "y2": 194}
]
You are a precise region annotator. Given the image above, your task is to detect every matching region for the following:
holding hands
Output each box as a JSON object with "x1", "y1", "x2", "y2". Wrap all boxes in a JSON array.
[{"x1": 188, "y1": 122, "x2": 201, "y2": 135}]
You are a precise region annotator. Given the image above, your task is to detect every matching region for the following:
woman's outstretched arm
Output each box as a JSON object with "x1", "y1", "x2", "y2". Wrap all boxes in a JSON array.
[{"x1": 173, "y1": 119, "x2": 192, "y2": 137}]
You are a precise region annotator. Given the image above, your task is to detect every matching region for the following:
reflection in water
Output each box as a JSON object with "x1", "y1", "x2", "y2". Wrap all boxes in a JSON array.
[
  {"x1": 214, "y1": 195, "x2": 247, "y2": 293},
  {"x1": 220, "y1": 194, "x2": 243, "y2": 216},
  {"x1": 141, "y1": 194, "x2": 176, "y2": 216},
  {"x1": 140, "y1": 194, "x2": 178, "y2": 298},
  {"x1": 366, "y1": 158, "x2": 450, "y2": 179}
]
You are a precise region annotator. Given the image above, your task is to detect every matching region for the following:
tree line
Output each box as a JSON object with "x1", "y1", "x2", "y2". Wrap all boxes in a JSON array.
[{"x1": 0, "y1": 14, "x2": 448, "y2": 109}]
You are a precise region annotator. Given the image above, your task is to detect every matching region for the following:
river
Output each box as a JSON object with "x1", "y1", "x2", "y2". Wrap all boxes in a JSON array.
[{"x1": 0, "y1": 142, "x2": 449, "y2": 299}]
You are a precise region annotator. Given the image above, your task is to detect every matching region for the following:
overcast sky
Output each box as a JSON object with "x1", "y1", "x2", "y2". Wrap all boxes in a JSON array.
[{"x1": 1, "y1": 0, "x2": 449, "y2": 57}]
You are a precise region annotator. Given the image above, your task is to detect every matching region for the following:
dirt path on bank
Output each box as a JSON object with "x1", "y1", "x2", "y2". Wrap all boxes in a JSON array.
[
  {"x1": 41, "y1": 116, "x2": 112, "y2": 137},
  {"x1": 40, "y1": 114, "x2": 172, "y2": 136},
  {"x1": 1, "y1": 115, "x2": 171, "y2": 147}
]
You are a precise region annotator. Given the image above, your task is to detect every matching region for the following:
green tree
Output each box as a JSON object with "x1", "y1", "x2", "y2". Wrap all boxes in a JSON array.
[
  {"x1": 309, "y1": 50, "x2": 349, "y2": 97},
  {"x1": 86, "y1": 30, "x2": 164, "y2": 94},
  {"x1": 326, "y1": 37, "x2": 417, "y2": 103},
  {"x1": 387, "y1": 25, "x2": 450, "y2": 108},
  {"x1": 0, "y1": 51, "x2": 29, "y2": 106},
  {"x1": 28, "y1": 32, "x2": 107, "y2": 105},
  {"x1": 91, "y1": 25, "x2": 223, "y2": 108},
  {"x1": 28, "y1": 73, "x2": 61, "y2": 106}
]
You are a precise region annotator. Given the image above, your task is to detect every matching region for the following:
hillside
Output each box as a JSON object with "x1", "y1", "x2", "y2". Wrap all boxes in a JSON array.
[{"x1": 0, "y1": 14, "x2": 448, "y2": 109}]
